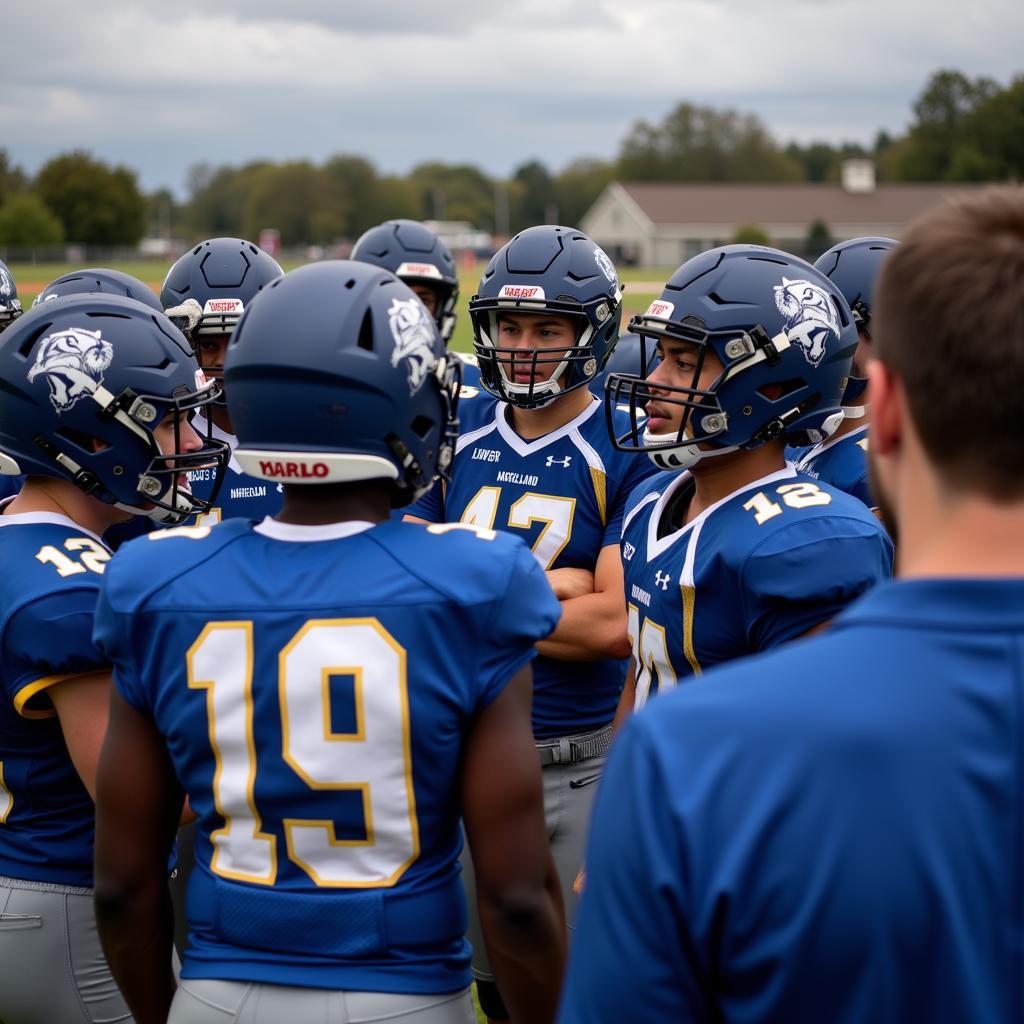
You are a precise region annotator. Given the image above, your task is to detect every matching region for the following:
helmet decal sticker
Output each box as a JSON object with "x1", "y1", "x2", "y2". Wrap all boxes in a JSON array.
[
  {"x1": 773, "y1": 277, "x2": 839, "y2": 367},
  {"x1": 388, "y1": 296, "x2": 437, "y2": 394},
  {"x1": 595, "y1": 247, "x2": 618, "y2": 284},
  {"x1": 27, "y1": 327, "x2": 114, "y2": 412}
]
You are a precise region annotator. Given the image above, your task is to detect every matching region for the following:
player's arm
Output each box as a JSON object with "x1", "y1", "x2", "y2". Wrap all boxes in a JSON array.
[
  {"x1": 463, "y1": 664, "x2": 566, "y2": 1024},
  {"x1": 93, "y1": 690, "x2": 182, "y2": 1024},
  {"x1": 403, "y1": 514, "x2": 429, "y2": 525},
  {"x1": 545, "y1": 566, "x2": 595, "y2": 600},
  {"x1": 48, "y1": 669, "x2": 115, "y2": 801},
  {"x1": 536, "y1": 543, "x2": 631, "y2": 661},
  {"x1": 611, "y1": 660, "x2": 637, "y2": 733}
]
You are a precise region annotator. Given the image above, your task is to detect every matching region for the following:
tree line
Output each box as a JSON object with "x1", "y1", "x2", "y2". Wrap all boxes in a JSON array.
[{"x1": 1, "y1": 69, "x2": 1021, "y2": 250}]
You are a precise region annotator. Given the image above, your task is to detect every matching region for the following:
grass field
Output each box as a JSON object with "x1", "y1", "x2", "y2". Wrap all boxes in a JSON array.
[{"x1": 7, "y1": 260, "x2": 671, "y2": 356}]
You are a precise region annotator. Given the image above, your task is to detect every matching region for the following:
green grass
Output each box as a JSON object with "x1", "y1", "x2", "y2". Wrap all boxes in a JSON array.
[{"x1": 7, "y1": 260, "x2": 665, "y2": 356}]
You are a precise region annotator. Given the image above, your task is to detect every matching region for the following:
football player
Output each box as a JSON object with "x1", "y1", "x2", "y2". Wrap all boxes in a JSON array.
[
  {"x1": 606, "y1": 244, "x2": 893, "y2": 713},
  {"x1": 92, "y1": 261, "x2": 567, "y2": 1024},
  {"x1": 0, "y1": 256, "x2": 23, "y2": 331},
  {"x1": 0, "y1": 294, "x2": 227, "y2": 1024},
  {"x1": 352, "y1": 218, "x2": 494, "y2": 429},
  {"x1": 33, "y1": 267, "x2": 165, "y2": 311},
  {"x1": 161, "y1": 237, "x2": 284, "y2": 524},
  {"x1": 405, "y1": 225, "x2": 657, "y2": 1022},
  {"x1": 559, "y1": 188, "x2": 1024, "y2": 1024},
  {"x1": 789, "y1": 237, "x2": 898, "y2": 510}
]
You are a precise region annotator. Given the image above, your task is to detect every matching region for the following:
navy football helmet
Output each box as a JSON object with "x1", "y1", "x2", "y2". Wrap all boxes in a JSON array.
[
  {"x1": 0, "y1": 294, "x2": 229, "y2": 523},
  {"x1": 0, "y1": 258, "x2": 23, "y2": 331},
  {"x1": 589, "y1": 333, "x2": 655, "y2": 398},
  {"x1": 33, "y1": 268, "x2": 163, "y2": 312},
  {"x1": 470, "y1": 225, "x2": 622, "y2": 409},
  {"x1": 224, "y1": 261, "x2": 459, "y2": 507},
  {"x1": 351, "y1": 220, "x2": 459, "y2": 343},
  {"x1": 608, "y1": 245, "x2": 857, "y2": 471},
  {"x1": 814, "y1": 236, "x2": 897, "y2": 410}
]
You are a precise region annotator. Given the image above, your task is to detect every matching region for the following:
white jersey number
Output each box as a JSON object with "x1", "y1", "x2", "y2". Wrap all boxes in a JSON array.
[
  {"x1": 627, "y1": 604, "x2": 679, "y2": 709},
  {"x1": 187, "y1": 619, "x2": 418, "y2": 888},
  {"x1": 461, "y1": 486, "x2": 575, "y2": 569}
]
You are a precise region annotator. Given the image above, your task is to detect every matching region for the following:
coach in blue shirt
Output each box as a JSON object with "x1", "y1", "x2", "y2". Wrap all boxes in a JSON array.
[{"x1": 559, "y1": 187, "x2": 1024, "y2": 1024}]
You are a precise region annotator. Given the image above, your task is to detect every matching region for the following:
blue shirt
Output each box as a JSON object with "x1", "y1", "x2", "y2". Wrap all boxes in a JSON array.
[
  {"x1": 560, "y1": 578, "x2": 1024, "y2": 1024},
  {"x1": 452, "y1": 353, "x2": 497, "y2": 434},
  {"x1": 793, "y1": 424, "x2": 874, "y2": 508},
  {"x1": 0, "y1": 509, "x2": 111, "y2": 886},
  {"x1": 621, "y1": 464, "x2": 893, "y2": 706},
  {"x1": 187, "y1": 415, "x2": 283, "y2": 525},
  {"x1": 93, "y1": 517, "x2": 560, "y2": 994},
  {"x1": 408, "y1": 397, "x2": 658, "y2": 737}
]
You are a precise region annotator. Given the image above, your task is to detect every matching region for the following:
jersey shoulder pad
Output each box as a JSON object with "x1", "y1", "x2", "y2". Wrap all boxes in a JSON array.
[{"x1": 100, "y1": 518, "x2": 251, "y2": 612}]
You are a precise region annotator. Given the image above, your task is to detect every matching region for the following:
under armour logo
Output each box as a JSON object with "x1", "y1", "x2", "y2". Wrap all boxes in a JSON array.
[
  {"x1": 546, "y1": 455, "x2": 572, "y2": 468},
  {"x1": 654, "y1": 571, "x2": 671, "y2": 590}
]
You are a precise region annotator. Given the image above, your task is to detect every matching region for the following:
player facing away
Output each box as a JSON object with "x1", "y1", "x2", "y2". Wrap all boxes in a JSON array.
[
  {"x1": 0, "y1": 294, "x2": 227, "y2": 1024},
  {"x1": 161, "y1": 237, "x2": 284, "y2": 524},
  {"x1": 0, "y1": 257, "x2": 26, "y2": 504},
  {"x1": 789, "y1": 237, "x2": 899, "y2": 510},
  {"x1": 405, "y1": 224, "x2": 657, "y2": 1022},
  {"x1": 560, "y1": 187, "x2": 1024, "y2": 1024},
  {"x1": 605, "y1": 245, "x2": 893, "y2": 712},
  {"x1": 92, "y1": 261, "x2": 567, "y2": 1024}
]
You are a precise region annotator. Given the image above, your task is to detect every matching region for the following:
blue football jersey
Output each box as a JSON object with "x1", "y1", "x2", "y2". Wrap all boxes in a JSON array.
[
  {"x1": 187, "y1": 414, "x2": 283, "y2": 524},
  {"x1": 794, "y1": 424, "x2": 874, "y2": 508},
  {"x1": 0, "y1": 509, "x2": 112, "y2": 886},
  {"x1": 93, "y1": 517, "x2": 560, "y2": 994},
  {"x1": 452, "y1": 352, "x2": 497, "y2": 433},
  {"x1": 621, "y1": 464, "x2": 893, "y2": 708},
  {"x1": 0, "y1": 474, "x2": 22, "y2": 502},
  {"x1": 560, "y1": 578, "x2": 1024, "y2": 1023},
  {"x1": 407, "y1": 398, "x2": 658, "y2": 737}
]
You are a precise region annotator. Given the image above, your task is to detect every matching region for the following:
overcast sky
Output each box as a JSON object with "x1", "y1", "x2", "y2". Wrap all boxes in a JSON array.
[{"x1": 4, "y1": 0, "x2": 1021, "y2": 196}]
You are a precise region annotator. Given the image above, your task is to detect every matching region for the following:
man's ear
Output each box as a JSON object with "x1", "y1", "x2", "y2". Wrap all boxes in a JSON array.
[{"x1": 866, "y1": 358, "x2": 902, "y2": 457}]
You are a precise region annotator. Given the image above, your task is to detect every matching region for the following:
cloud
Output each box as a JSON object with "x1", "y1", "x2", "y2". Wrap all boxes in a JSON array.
[{"x1": 3, "y1": 0, "x2": 1021, "y2": 192}]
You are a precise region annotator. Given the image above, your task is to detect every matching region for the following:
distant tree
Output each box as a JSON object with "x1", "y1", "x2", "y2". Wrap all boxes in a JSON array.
[
  {"x1": 145, "y1": 188, "x2": 178, "y2": 239},
  {"x1": 0, "y1": 192, "x2": 65, "y2": 246},
  {"x1": 804, "y1": 219, "x2": 833, "y2": 261},
  {"x1": 786, "y1": 142, "x2": 838, "y2": 183},
  {"x1": 0, "y1": 150, "x2": 28, "y2": 208},
  {"x1": 242, "y1": 161, "x2": 342, "y2": 245},
  {"x1": 408, "y1": 162, "x2": 495, "y2": 230},
  {"x1": 554, "y1": 158, "x2": 616, "y2": 227},
  {"x1": 617, "y1": 102, "x2": 803, "y2": 182},
  {"x1": 183, "y1": 161, "x2": 272, "y2": 239},
  {"x1": 732, "y1": 225, "x2": 771, "y2": 245},
  {"x1": 959, "y1": 74, "x2": 1024, "y2": 180},
  {"x1": 510, "y1": 159, "x2": 554, "y2": 231},
  {"x1": 897, "y1": 69, "x2": 999, "y2": 180},
  {"x1": 35, "y1": 151, "x2": 145, "y2": 245}
]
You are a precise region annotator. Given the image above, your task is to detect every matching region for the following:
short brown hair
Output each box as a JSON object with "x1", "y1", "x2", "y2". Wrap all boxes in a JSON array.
[{"x1": 873, "y1": 187, "x2": 1024, "y2": 499}]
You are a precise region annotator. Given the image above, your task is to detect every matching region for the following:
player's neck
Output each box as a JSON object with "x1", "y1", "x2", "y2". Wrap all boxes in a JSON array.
[
  {"x1": 687, "y1": 442, "x2": 788, "y2": 523},
  {"x1": 210, "y1": 405, "x2": 234, "y2": 437},
  {"x1": 275, "y1": 481, "x2": 392, "y2": 526},
  {"x1": 507, "y1": 387, "x2": 594, "y2": 440},
  {"x1": 894, "y1": 468, "x2": 1024, "y2": 578},
  {"x1": 4, "y1": 477, "x2": 130, "y2": 537}
]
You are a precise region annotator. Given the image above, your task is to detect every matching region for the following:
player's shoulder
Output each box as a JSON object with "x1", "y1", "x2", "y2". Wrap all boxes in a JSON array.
[
  {"x1": 377, "y1": 519, "x2": 537, "y2": 605},
  {"x1": 101, "y1": 518, "x2": 251, "y2": 611},
  {"x1": 0, "y1": 514, "x2": 110, "y2": 612}
]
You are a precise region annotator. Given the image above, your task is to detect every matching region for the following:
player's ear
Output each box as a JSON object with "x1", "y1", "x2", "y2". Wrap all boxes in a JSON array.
[{"x1": 866, "y1": 358, "x2": 901, "y2": 458}]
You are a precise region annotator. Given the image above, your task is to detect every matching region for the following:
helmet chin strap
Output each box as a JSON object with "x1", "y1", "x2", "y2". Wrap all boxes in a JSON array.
[
  {"x1": 841, "y1": 403, "x2": 868, "y2": 420},
  {"x1": 642, "y1": 425, "x2": 737, "y2": 472}
]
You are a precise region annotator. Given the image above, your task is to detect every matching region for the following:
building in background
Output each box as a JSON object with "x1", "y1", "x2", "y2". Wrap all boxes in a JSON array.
[{"x1": 581, "y1": 162, "x2": 991, "y2": 265}]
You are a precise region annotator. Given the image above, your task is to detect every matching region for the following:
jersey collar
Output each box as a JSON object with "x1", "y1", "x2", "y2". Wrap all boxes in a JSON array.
[
  {"x1": 253, "y1": 517, "x2": 376, "y2": 543},
  {"x1": 0, "y1": 499, "x2": 107, "y2": 546},
  {"x1": 797, "y1": 424, "x2": 868, "y2": 468},
  {"x1": 494, "y1": 396, "x2": 600, "y2": 457}
]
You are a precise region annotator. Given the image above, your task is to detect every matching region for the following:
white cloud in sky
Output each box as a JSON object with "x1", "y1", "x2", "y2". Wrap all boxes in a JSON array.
[{"x1": 2, "y1": 0, "x2": 1020, "y2": 193}]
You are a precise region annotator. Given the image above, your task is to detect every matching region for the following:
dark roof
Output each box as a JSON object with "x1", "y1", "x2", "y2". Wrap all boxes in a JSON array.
[{"x1": 619, "y1": 181, "x2": 993, "y2": 227}]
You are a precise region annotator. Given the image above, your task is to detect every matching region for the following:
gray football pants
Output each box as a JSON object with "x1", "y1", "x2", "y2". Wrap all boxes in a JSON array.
[
  {"x1": 168, "y1": 980, "x2": 475, "y2": 1024},
  {"x1": 462, "y1": 749, "x2": 605, "y2": 982},
  {"x1": 0, "y1": 874, "x2": 133, "y2": 1024}
]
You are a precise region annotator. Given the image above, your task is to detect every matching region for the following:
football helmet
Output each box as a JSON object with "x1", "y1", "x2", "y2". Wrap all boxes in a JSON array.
[
  {"x1": 814, "y1": 236, "x2": 897, "y2": 410},
  {"x1": 351, "y1": 219, "x2": 459, "y2": 343},
  {"x1": 589, "y1": 333, "x2": 655, "y2": 398},
  {"x1": 0, "y1": 258, "x2": 23, "y2": 332},
  {"x1": 224, "y1": 261, "x2": 459, "y2": 507},
  {"x1": 469, "y1": 225, "x2": 622, "y2": 409},
  {"x1": 33, "y1": 268, "x2": 163, "y2": 312},
  {"x1": 607, "y1": 244, "x2": 857, "y2": 471},
  {"x1": 0, "y1": 294, "x2": 229, "y2": 523}
]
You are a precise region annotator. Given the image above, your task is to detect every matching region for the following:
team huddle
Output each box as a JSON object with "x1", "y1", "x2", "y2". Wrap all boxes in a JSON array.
[{"x1": 0, "y1": 188, "x2": 1022, "y2": 1024}]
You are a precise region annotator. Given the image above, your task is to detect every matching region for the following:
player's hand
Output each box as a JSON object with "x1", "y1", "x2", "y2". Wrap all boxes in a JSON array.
[
  {"x1": 546, "y1": 567, "x2": 595, "y2": 601},
  {"x1": 573, "y1": 864, "x2": 586, "y2": 896}
]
